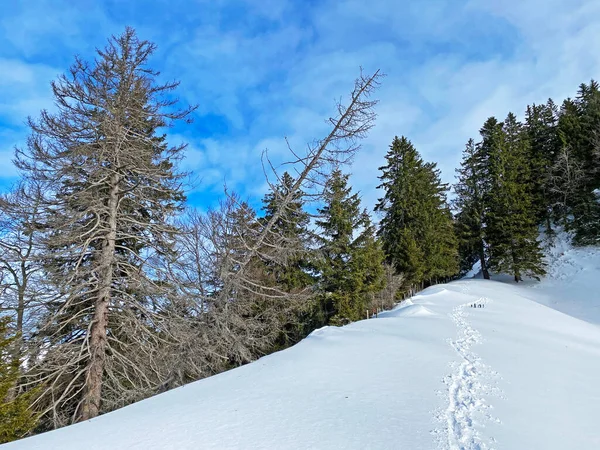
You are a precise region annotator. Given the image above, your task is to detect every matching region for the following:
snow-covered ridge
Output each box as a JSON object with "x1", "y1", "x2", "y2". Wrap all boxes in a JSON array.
[{"x1": 4, "y1": 239, "x2": 600, "y2": 449}]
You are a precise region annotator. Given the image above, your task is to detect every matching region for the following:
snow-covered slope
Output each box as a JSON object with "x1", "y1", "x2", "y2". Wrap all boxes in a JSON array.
[
  {"x1": 468, "y1": 230, "x2": 600, "y2": 326},
  {"x1": 529, "y1": 232, "x2": 600, "y2": 325},
  {"x1": 5, "y1": 274, "x2": 600, "y2": 450}
]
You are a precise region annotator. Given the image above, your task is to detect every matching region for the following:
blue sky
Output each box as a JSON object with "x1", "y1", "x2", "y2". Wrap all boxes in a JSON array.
[{"x1": 1, "y1": 0, "x2": 600, "y2": 211}]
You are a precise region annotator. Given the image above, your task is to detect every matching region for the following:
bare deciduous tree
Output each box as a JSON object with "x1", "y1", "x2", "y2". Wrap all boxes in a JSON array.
[
  {"x1": 371, "y1": 264, "x2": 403, "y2": 312},
  {"x1": 548, "y1": 144, "x2": 585, "y2": 224},
  {"x1": 0, "y1": 182, "x2": 49, "y2": 368}
]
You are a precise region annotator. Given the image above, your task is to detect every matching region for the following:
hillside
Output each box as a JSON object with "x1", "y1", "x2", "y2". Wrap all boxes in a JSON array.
[
  {"x1": 529, "y1": 232, "x2": 600, "y2": 325},
  {"x1": 4, "y1": 245, "x2": 600, "y2": 449}
]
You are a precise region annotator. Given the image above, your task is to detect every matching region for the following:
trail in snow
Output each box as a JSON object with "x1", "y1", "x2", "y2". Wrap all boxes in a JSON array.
[{"x1": 436, "y1": 294, "x2": 502, "y2": 450}]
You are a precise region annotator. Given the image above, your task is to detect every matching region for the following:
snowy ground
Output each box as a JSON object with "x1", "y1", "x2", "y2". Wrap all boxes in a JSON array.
[
  {"x1": 474, "y1": 230, "x2": 600, "y2": 326},
  {"x1": 4, "y1": 241, "x2": 600, "y2": 449},
  {"x1": 529, "y1": 231, "x2": 600, "y2": 325}
]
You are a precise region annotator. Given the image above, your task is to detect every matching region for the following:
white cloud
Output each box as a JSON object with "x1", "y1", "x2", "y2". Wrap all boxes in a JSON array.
[
  {"x1": 0, "y1": 0, "x2": 114, "y2": 59},
  {"x1": 2, "y1": 0, "x2": 600, "y2": 213},
  {"x1": 0, "y1": 58, "x2": 57, "y2": 121},
  {"x1": 168, "y1": 0, "x2": 600, "y2": 210},
  {"x1": 0, "y1": 58, "x2": 60, "y2": 182}
]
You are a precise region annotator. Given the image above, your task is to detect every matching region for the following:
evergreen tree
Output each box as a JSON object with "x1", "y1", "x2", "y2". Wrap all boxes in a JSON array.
[
  {"x1": 420, "y1": 163, "x2": 459, "y2": 283},
  {"x1": 560, "y1": 81, "x2": 600, "y2": 243},
  {"x1": 0, "y1": 318, "x2": 38, "y2": 444},
  {"x1": 260, "y1": 172, "x2": 314, "y2": 291},
  {"x1": 485, "y1": 113, "x2": 546, "y2": 281},
  {"x1": 375, "y1": 136, "x2": 425, "y2": 285},
  {"x1": 574, "y1": 80, "x2": 600, "y2": 174},
  {"x1": 260, "y1": 172, "x2": 315, "y2": 345},
  {"x1": 453, "y1": 138, "x2": 490, "y2": 279},
  {"x1": 453, "y1": 118, "x2": 505, "y2": 278},
  {"x1": 375, "y1": 136, "x2": 457, "y2": 289},
  {"x1": 524, "y1": 100, "x2": 560, "y2": 230},
  {"x1": 316, "y1": 170, "x2": 385, "y2": 325}
]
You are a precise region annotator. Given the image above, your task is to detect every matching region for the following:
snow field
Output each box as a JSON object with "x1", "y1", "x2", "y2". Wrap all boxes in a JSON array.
[{"x1": 5, "y1": 277, "x2": 600, "y2": 449}]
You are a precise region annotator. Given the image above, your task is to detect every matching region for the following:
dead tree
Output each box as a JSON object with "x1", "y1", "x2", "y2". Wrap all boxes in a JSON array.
[
  {"x1": 14, "y1": 28, "x2": 193, "y2": 426},
  {"x1": 169, "y1": 70, "x2": 383, "y2": 376},
  {"x1": 227, "y1": 69, "x2": 382, "y2": 295}
]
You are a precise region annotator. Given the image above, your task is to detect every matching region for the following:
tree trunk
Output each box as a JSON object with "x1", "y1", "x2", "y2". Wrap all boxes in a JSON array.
[
  {"x1": 13, "y1": 280, "x2": 25, "y2": 362},
  {"x1": 16, "y1": 277, "x2": 25, "y2": 339},
  {"x1": 478, "y1": 241, "x2": 490, "y2": 280},
  {"x1": 512, "y1": 248, "x2": 521, "y2": 283},
  {"x1": 5, "y1": 281, "x2": 26, "y2": 403},
  {"x1": 80, "y1": 174, "x2": 119, "y2": 421}
]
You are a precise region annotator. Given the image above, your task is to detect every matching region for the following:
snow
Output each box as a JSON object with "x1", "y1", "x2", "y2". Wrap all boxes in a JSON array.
[
  {"x1": 4, "y1": 240, "x2": 600, "y2": 449},
  {"x1": 462, "y1": 259, "x2": 481, "y2": 279},
  {"x1": 464, "y1": 229, "x2": 600, "y2": 325},
  {"x1": 528, "y1": 230, "x2": 600, "y2": 325}
]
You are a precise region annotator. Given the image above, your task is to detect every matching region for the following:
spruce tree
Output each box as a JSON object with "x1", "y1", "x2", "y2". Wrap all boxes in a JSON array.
[
  {"x1": 260, "y1": 172, "x2": 315, "y2": 345},
  {"x1": 561, "y1": 82, "x2": 600, "y2": 243},
  {"x1": 260, "y1": 172, "x2": 314, "y2": 291},
  {"x1": 420, "y1": 162, "x2": 459, "y2": 283},
  {"x1": 453, "y1": 138, "x2": 490, "y2": 279},
  {"x1": 375, "y1": 136, "x2": 425, "y2": 285},
  {"x1": 316, "y1": 170, "x2": 384, "y2": 325},
  {"x1": 0, "y1": 318, "x2": 38, "y2": 444},
  {"x1": 574, "y1": 80, "x2": 600, "y2": 174},
  {"x1": 485, "y1": 113, "x2": 546, "y2": 281},
  {"x1": 524, "y1": 100, "x2": 560, "y2": 230},
  {"x1": 375, "y1": 136, "x2": 457, "y2": 289}
]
